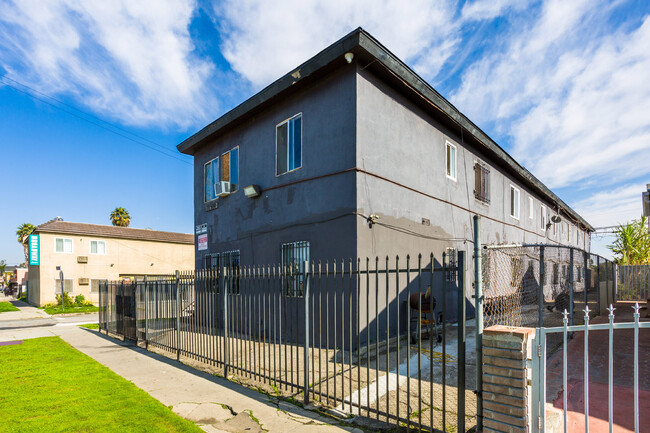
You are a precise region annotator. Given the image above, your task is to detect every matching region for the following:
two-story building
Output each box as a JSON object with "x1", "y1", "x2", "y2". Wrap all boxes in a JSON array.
[
  {"x1": 178, "y1": 28, "x2": 592, "y2": 270},
  {"x1": 27, "y1": 218, "x2": 194, "y2": 306}
]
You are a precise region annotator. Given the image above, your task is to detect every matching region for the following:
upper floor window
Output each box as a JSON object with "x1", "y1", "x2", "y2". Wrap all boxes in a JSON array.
[
  {"x1": 473, "y1": 162, "x2": 489, "y2": 203},
  {"x1": 528, "y1": 197, "x2": 534, "y2": 219},
  {"x1": 540, "y1": 205, "x2": 547, "y2": 231},
  {"x1": 446, "y1": 141, "x2": 457, "y2": 180},
  {"x1": 282, "y1": 241, "x2": 309, "y2": 297},
  {"x1": 90, "y1": 240, "x2": 106, "y2": 255},
  {"x1": 204, "y1": 157, "x2": 219, "y2": 202},
  {"x1": 276, "y1": 114, "x2": 302, "y2": 176},
  {"x1": 55, "y1": 238, "x2": 73, "y2": 254},
  {"x1": 510, "y1": 185, "x2": 520, "y2": 219},
  {"x1": 204, "y1": 147, "x2": 239, "y2": 202}
]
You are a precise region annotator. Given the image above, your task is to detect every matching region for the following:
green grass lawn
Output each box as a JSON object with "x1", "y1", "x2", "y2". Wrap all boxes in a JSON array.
[
  {"x1": 0, "y1": 301, "x2": 19, "y2": 312},
  {"x1": 42, "y1": 304, "x2": 99, "y2": 315},
  {"x1": 0, "y1": 337, "x2": 202, "y2": 433},
  {"x1": 78, "y1": 322, "x2": 99, "y2": 329}
]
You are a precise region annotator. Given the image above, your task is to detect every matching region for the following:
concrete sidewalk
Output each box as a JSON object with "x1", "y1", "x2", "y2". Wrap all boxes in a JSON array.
[
  {"x1": 0, "y1": 296, "x2": 50, "y2": 321},
  {"x1": 3, "y1": 324, "x2": 364, "y2": 433}
]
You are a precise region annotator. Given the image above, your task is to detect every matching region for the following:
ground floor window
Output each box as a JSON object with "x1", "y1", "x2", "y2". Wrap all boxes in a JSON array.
[
  {"x1": 281, "y1": 241, "x2": 310, "y2": 297},
  {"x1": 204, "y1": 250, "x2": 241, "y2": 293},
  {"x1": 55, "y1": 279, "x2": 73, "y2": 294}
]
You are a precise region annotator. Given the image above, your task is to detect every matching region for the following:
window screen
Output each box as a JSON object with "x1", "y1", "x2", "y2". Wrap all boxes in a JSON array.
[{"x1": 55, "y1": 279, "x2": 73, "y2": 293}]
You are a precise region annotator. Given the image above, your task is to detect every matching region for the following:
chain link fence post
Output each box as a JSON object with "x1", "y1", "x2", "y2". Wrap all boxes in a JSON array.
[{"x1": 473, "y1": 215, "x2": 483, "y2": 430}]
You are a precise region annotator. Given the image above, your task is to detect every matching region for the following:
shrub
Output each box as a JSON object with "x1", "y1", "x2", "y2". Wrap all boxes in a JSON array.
[
  {"x1": 55, "y1": 292, "x2": 75, "y2": 307},
  {"x1": 74, "y1": 295, "x2": 85, "y2": 306}
]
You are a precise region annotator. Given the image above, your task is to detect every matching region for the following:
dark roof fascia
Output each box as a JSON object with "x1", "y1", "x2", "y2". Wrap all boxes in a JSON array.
[
  {"x1": 177, "y1": 28, "x2": 593, "y2": 232},
  {"x1": 177, "y1": 29, "x2": 362, "y2": 155}
]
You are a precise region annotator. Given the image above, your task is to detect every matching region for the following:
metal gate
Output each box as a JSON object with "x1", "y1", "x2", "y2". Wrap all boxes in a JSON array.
[
  {"x1": 100, "y1": 280, "x2": 137, "y2": 342},
  {"x1": 531, "y1": 304, "x2": 649, "y2": 433}
]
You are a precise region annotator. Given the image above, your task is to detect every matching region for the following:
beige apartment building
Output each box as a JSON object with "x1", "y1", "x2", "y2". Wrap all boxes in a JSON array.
[{"x1": 27, "y1": 219, "x2": 194, "y2": 306}]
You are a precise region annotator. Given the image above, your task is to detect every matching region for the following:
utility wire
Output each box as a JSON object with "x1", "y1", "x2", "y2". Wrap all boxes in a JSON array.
[{"x1": 0, "y1": 76, "x2": 192, "y2": 165}]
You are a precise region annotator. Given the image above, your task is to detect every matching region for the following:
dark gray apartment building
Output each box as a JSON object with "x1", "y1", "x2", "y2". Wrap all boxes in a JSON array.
[{"x1": 178, "y1": 28, "x2": 593, "y2": 276}]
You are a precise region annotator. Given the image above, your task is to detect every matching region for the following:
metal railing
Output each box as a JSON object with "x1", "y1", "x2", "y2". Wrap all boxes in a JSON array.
[
  {"x1": 531, "y1": 304, "x2": 649, "y2": 433},
  {"x1": 99, "y1": 252, "x2": 477, "y2": 432}
]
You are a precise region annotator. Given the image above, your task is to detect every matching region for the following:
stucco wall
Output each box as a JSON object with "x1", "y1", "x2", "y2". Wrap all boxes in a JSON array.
[
  {"x1": 192, "y1": 66, "x2": 358, "y2": 266},
  {"x1": 28, "y1": 232, "x2": 194, "y2": 306}
]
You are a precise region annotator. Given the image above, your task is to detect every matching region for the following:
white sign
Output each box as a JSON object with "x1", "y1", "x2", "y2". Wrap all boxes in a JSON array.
[
  {"x1": 195, "y1": 223, "x2": 207, "y2": 234},
  {"x1": 197, "y1": 234, "x2": 208, "y2": 251}
]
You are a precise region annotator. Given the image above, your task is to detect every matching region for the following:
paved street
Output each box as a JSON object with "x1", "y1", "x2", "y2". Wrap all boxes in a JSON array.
[{"x1": 0, "y1": 298, "x2": 364, "y2": 433}]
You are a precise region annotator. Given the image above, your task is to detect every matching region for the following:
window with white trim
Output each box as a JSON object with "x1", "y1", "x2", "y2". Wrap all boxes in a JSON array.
[
  {"x1": 55, "y1": 238, "x2": 73, "y2": 253},
  {"x1": 540, "y1": 205, "x2": 547, "y2": 230},
  {"x1": 90, "y1": 240, "x2": 106, "y2": 255},
  {"x1": 528, "y1": 197, "x2": 534, "y2": 219},
  {"x1": 510, "y1": 185, "x2": 520, "y2": 219},
  {"x1": 90, "y1": 279, "x2": 100, "y2": 293},
  {"x1": 55, "y1": 279, "x2": 73, "y2": 293},
  {"x1": 446, "y1": 141, "x2": 456, "y2": 180},
  {"x1": 276, "y1": 114, "x2": 302, "y2": 175}
]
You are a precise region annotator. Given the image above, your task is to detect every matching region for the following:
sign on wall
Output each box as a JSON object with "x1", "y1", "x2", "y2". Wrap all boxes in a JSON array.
[
  {"x1": 195, "y1": 223, "x2": 207, "y2": 234},
  {"x1": 197, "y1": 234, "x2": 208, "y2": 251},
  {"x1": 29, "y1": 234, "x2": 39, "y2": 265}
]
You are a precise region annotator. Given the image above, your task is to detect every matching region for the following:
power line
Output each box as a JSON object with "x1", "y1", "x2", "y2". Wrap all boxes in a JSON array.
[{"x1": 0, "y1": 76, "x2": 192, "y2": 165}]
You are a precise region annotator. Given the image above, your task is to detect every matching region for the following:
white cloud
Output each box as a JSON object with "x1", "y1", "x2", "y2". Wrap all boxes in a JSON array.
[
  {"x1": 0, "y1": 0, "x2": 215, "y2": 128},
  {"x1": 461, "y1": 0, "x2": 530, "y2": 21},
  {"x1": 451, "y1": 0, "x2": 650, "y2": 190},
  {"x1": 573, "y1": 182, "x2": 647, "y2": 228},
  {"x1": 213, "y1": 0, "x2": 460, "y2": 88}
]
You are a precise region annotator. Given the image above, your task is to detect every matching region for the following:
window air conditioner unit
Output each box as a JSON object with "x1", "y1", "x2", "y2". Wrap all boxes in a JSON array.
[{"x1": 215, "y1": 181, "x2": 233, "y2": 197}]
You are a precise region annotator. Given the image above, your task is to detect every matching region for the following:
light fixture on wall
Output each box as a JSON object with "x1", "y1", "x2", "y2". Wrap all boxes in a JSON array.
[
  {"x1": 244, "y1": 184, "x2": 261, "y2": 198},
  {"x1": 344, "y1": 52, "x2": 354, "y2": 64}
]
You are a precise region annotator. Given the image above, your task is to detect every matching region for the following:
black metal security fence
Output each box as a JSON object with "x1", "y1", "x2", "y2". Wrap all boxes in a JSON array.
[
  {"x1": 481, "y1": 245, "x2": 616, "y2": 329},
  {"x1": 99, "y1": 252, "x2": 477, "y2": 432}
]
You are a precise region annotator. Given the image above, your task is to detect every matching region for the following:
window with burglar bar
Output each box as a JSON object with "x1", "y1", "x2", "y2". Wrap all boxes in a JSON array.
[
  {"x1": 281, "y1": 241, "x2": 309, "y2": 297},
  {"x1": 445, "y1": 248, "x2": 457, "y2": 282},
  {"x1": 204, "y1": 250, "x2": 241, "y2": 294},
  {"x1": 474, "y1": 162, "x2": 490, "y2": 203}
]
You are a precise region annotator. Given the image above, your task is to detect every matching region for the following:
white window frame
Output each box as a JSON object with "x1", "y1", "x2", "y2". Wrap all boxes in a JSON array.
[
  {"x1": 275, "y1": 113, "x2": 303, "y2": 177},
  {"x1": 55, "y1": 278, "x2": 73, "y2": 293},
  {"x1": 445, "y1": 141, "x2": 457, "y2": 181},
  {"x1": 54, "y1": 237, "x2": 73, "y2": 254},
  {"x1": 528, "y1": 197, "x2": 534, "y2": 219},
  {"x1": 540, "y1": 205, "x2": 547, "y2": 230},
  {"x1": 509, "y1": 185, "x2": 520, "y2": 220},
  {"x1": 89, "y1": 239, "x2": 106, "y2": 255},
  {"x1": 204, "y1": 156, "x2": 219, "y2": 203}
]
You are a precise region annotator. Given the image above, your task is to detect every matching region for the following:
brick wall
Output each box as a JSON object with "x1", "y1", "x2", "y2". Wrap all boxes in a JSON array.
[{"x1": 482, "y1": 325, "x2": 535, "y2": 433}]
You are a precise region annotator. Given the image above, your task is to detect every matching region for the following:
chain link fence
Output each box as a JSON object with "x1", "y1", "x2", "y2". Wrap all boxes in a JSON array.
[{"x1": 482, "y1": 245, "x2": 615, "y2": 329}]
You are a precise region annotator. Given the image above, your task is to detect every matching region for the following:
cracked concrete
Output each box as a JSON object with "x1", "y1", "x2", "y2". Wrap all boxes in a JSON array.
[{"x1": 0, "y1": 322, "x2": 367, "y2": 433}]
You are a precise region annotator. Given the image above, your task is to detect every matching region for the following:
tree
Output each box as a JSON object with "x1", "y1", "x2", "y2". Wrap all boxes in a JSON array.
[
  {"x1": 608, "y1": 216, "x2": 650, "y2": 265},
  {"x1": 110, "y1": 207, "x2": 131, "y2": 227},
  {"x1": 16, "y1": 223, "x2": 36, "y2": 264}
]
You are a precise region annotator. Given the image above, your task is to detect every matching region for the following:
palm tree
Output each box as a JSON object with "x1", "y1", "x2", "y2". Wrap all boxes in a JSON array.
[
  {"x1": 16, "y1": 223, "x2": 36, "y2": 264},
  {"x1": 110, "y1": 207, "x2": 131, "y2": 227},
  {"x1": 608, "y1": 216, "x2": 650, "y2": 265}
]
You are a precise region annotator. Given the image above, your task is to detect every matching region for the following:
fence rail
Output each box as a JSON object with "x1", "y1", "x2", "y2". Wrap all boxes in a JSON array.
[{"x1": 99, "y1": 252, "x2": 476, "y2": 432}]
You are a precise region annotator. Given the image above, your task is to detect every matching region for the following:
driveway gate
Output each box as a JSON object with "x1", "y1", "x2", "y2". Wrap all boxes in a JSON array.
[{"x1": 531, "y1": 304, "x2": 649, "y2": 433}]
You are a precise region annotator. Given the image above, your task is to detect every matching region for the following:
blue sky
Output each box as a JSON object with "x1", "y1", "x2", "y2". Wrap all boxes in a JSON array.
[{"x1": 1, "y1": 0, "x2": 649, "y2": 264}]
